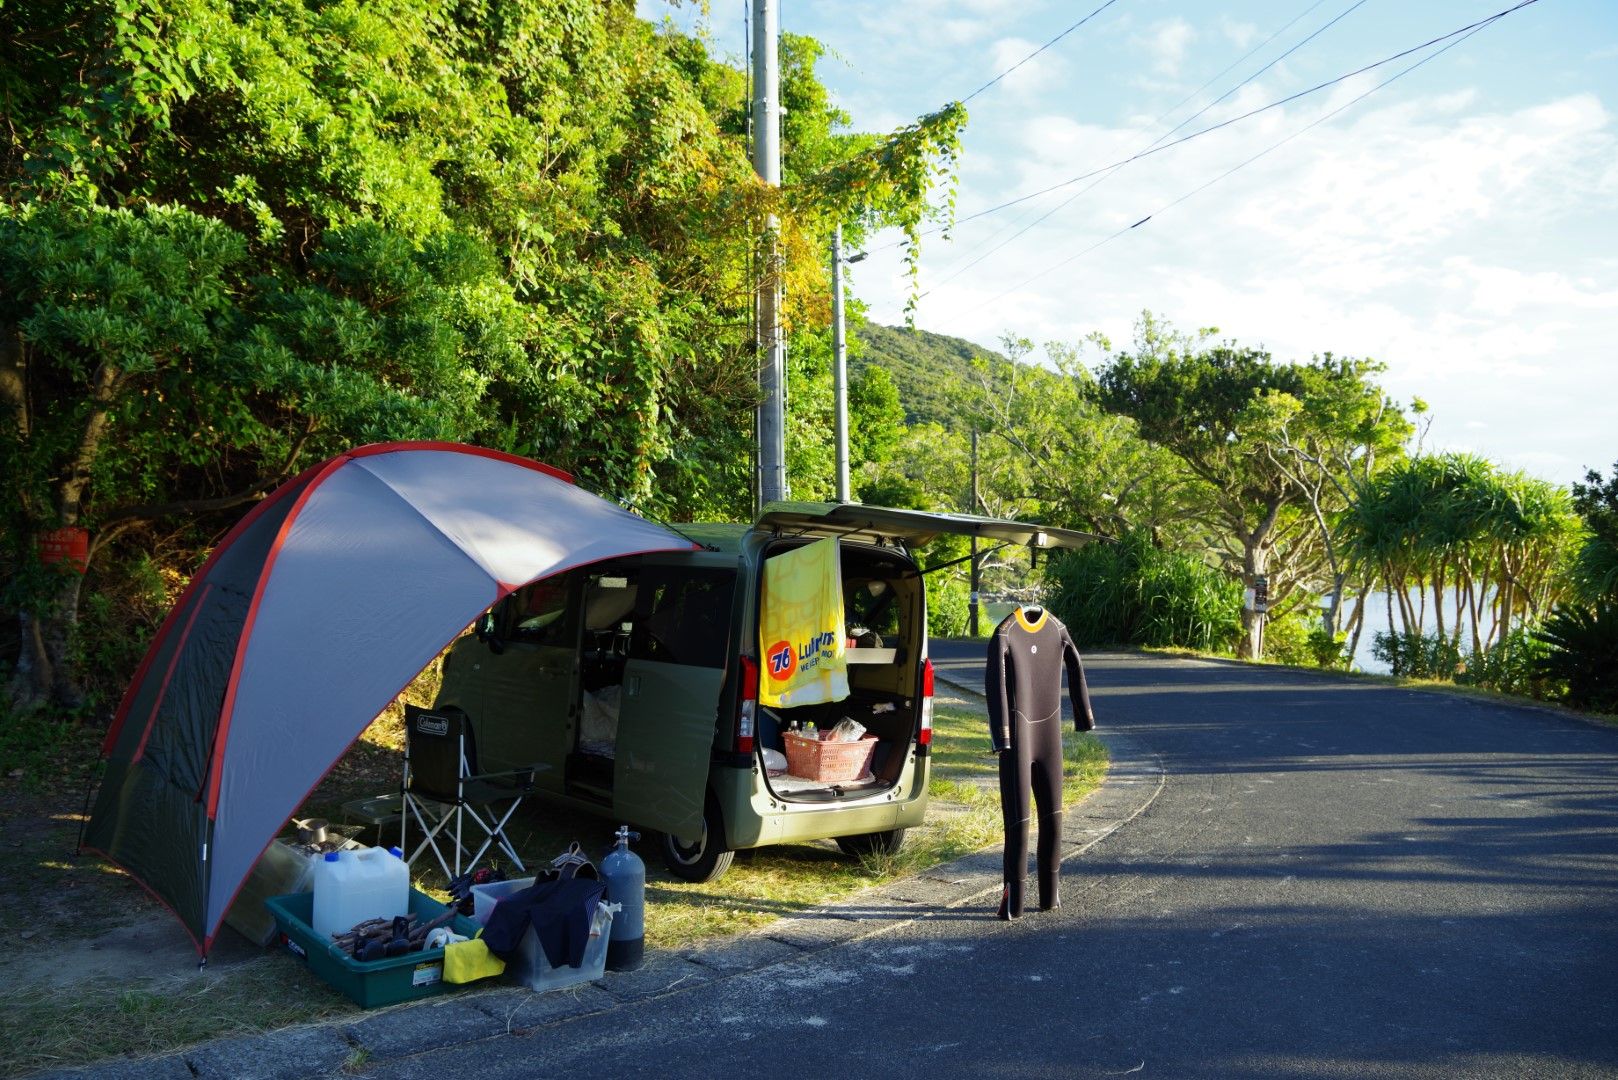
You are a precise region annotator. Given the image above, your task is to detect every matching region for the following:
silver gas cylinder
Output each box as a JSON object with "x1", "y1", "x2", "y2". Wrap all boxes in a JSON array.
[{"x1": 600, "y1": 825, "x2": 645, "y2": 971}]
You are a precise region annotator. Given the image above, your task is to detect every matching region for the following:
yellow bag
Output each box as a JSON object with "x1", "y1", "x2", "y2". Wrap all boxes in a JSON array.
[
  {"x1": 443, "y1": 931, "x2": 506, "y2": 984},
  {"x1": 759, "y1": 536, "x2": 848, "y2": 708}
]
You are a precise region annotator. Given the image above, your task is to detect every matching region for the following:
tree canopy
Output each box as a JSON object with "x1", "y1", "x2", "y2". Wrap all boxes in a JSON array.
[
  {"x1": 1092, "y1": 315, "x2": 1414, "y2": 656},
  {"x1": 1, "y1": 0, "x2": 965, "y2": 708}
]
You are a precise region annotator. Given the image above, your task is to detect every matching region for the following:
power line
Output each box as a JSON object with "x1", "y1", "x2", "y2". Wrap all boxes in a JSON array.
[
  {"x1": 960, "y1": 0, "x2": 1125, "y2": 105},
  {"x1": 930, "y1": 0, "x2": 1336, "y2": 273},
  {"x1": 880, "y1": 0, "x2": 1541, "y2": 255},
  {"x1": 1148, "y1": 0, "x2": 1371, "y2": 157},
  {"x1": 1154, "y1": 0, "x2": 1335, "y2": 136},
  {"x1": 924, "y1": 0, "x2": 1370, "y2": 295},
  {"x1": 955, "y1": 5, "x2": 1526, "y2": 320}
]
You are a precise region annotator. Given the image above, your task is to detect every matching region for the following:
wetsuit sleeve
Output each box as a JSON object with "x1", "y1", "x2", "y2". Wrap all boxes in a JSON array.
[
  {"x1": 985, "y1": 631, "x2": 1013, "y2": 752},
  {"x1": 1062, "y1": 626, "x2": 1096, "y2": 732}
]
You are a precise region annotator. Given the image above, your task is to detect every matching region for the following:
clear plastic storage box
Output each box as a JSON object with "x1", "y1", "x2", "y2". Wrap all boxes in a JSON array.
[
  {"x1": 507, "y1": 900, "x2": 616, "y2": 992},
  {"x1": 469, "y1": 878, "x2": 617, "y2": 992},
  {"x1": 470, "y1": 877, "x2": 536, "y2": 925}
]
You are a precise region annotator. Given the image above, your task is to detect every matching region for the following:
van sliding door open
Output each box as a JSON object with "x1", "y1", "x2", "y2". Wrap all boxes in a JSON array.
[{"x1": 613, "y1": 565, "x2": 736, "y2": 840}]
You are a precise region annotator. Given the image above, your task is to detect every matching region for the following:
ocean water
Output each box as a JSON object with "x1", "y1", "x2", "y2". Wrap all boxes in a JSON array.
[{"x1": 1333, "y1": 588, "x2": 1502, "y2": 674}]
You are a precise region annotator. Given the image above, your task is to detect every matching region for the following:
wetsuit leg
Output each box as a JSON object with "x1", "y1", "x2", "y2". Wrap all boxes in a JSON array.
[
  {"x1": 1029, "y1": 716, "x2": 1064, "y2": 910},
  {"x1": 997, "y1": 735, "x2": 1032, "y2": 919}
]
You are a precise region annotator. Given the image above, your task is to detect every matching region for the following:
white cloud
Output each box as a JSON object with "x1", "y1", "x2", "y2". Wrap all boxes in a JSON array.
[
  {"x1": 1445, "y1": 258, "x2": 1618, "y2": 316},
  {"x1": 1142, "y1": 18, "x2": 1196, "y2": 77},
  {"x1": 1220, "y1": 17, "x2": 1258, "y2": 51},
  {"x1": 937, "y1": 19, "x2": 986, "y2": 46},
  {"x1": 675, "y1": 0, "x2": 1618, "y2": 486},
  {"x1": 981, "y1": 36, "x2": 1064, "y2": 97}
]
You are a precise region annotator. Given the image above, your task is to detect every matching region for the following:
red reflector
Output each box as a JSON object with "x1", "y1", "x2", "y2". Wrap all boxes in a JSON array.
[
  {"x1": 917, "y1": 727, "x2": 932, "y2": 746},
  {"x1": 737, "y1": 656, "x2": 759, "y2": 755},
  {"x1": 922, "y1": 658, "x2": 935, "y2": 698}
]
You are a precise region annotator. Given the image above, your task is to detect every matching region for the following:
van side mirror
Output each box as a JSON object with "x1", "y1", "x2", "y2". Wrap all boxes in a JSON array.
[{"x1": 476, "y1": 610, "x2": 506, "y2": 655}]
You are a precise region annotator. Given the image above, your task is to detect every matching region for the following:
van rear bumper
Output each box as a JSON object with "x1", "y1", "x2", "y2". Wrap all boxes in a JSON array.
[{"x1": 711, "y1": 752, "x2": 931, "y2": 850}]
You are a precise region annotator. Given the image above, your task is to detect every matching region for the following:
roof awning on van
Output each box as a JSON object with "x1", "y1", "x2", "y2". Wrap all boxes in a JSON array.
[{"x1": 756, "y1": 502, "x2": 1105, "y2": 550}]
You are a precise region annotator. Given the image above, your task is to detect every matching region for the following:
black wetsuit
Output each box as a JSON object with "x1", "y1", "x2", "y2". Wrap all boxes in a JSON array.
[{"x1": 986, "y1": 608, "x2": 1095, "y2": 918}]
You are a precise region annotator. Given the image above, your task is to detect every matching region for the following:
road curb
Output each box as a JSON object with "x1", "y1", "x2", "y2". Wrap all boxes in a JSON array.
[{"x1": 43, "y1": 671, "x2": 1164, "y2": 1080}]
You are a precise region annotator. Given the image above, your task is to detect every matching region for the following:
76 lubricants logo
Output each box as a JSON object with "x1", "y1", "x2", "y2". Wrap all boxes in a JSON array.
[{"x1": 766, "y1": 640, "x2": 796, "y2": 682}]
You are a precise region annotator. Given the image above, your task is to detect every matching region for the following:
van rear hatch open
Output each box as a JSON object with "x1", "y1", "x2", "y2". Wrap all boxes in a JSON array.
[
  {"x1": 749, "y1": 505, "x2": 1099, "y2": 806},
  {"x1": 755, "y1": 502, "x2": 1104, "y2": 552}
]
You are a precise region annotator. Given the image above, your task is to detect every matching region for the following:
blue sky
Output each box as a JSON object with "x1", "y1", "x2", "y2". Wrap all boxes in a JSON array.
[{"x1": 642, "y1": 1, "x2": 1618, "y2": 487}]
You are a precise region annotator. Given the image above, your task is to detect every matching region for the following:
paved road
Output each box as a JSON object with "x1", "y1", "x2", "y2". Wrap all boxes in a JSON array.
[{"x1": 369, "y1": 651, "x2": 1618, "y2": 1078}]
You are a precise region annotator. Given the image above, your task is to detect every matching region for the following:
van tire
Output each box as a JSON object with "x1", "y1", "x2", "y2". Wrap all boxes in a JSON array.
[
  {"x1": 835, "y1": 828, "x2": 908, "y2": 858},
  {"x1": 661, "y1": 799, "x2": 734, "y2": 883}
]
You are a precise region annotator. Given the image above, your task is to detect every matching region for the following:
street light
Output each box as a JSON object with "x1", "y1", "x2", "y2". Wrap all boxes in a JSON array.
[{"x1": 831, "y1": 229, "x2": 867, "y2": 503}]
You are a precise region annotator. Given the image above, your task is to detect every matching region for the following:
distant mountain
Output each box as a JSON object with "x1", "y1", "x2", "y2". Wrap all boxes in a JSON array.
[{"x1": 853, "y1": 323, "x2": 1012, "y2": 430}]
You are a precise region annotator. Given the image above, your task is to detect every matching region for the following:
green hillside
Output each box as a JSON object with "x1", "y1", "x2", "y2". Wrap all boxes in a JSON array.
[{"x1": 854, "y1": 322, "x2": 1011, "y2": 429}]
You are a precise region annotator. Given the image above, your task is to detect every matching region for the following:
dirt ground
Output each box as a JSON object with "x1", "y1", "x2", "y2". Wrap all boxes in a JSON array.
[{"x1": 0, "y1": 717, "x2": 407, "y2": 988}]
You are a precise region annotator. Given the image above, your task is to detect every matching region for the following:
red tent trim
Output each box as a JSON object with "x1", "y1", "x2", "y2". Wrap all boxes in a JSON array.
[{"x1": 132, "y1": 582, "x2": 210, "y2": 765}]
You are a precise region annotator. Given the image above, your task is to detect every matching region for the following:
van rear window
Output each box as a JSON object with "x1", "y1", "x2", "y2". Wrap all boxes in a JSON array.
[{"x1": 630, "y1": 567, "x2": 735, "y2": 669}]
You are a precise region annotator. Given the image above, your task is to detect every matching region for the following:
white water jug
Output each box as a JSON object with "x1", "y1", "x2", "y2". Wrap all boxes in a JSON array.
[{"x1": 311, "y1": 846, "x2": 410, "y2": 941}]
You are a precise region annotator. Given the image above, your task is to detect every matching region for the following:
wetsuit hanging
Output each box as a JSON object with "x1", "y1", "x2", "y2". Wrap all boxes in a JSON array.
[{"x1": 985, "y1": 606, "x2": 1096, "y2": 919}]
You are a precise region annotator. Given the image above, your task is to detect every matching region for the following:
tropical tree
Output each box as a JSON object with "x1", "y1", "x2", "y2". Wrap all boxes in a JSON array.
[
  {"x1": 1342, "y1": 453, "x2": 1584, "y2": 655},
  {"x1": 954, "y1": 335, "x2": 1191, "y2": 542},
  {"x1": 1570, "y1": 461, "x2": 1618, "y2": 602},
  {"x1": 1093, "y1": 314, "x2": 1412, "y2": 658}
]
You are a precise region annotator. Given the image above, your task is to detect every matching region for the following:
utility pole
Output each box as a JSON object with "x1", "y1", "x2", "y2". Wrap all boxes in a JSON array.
[
  {"x1": 969, "y1": 428, "x2": 981, "y2": 636},
  {"x1": 831, "y1": 225, "x2": 865, "y2": 504},
  {"x1": 752, "y1": 0, "x2": 787, "y2": 509}
]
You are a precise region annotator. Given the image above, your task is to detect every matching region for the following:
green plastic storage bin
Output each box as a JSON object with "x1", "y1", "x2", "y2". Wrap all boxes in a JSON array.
[{"x1": 265, "y1": 888, "x2": 481, "y2": 1008}]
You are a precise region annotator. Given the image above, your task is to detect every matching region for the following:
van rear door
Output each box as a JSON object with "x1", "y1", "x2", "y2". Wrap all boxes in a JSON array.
[
  {"x1": 612, "y1": 564, "x2": 737, "y2": 840},
  {"x1": 754, "y1": 502, "x2": 1103, "y2": 550}
]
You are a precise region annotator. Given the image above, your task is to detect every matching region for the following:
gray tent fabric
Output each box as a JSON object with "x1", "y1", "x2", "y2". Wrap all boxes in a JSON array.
[{"x1": 86, "y1": 442, "x2": 696, "y2": 953}]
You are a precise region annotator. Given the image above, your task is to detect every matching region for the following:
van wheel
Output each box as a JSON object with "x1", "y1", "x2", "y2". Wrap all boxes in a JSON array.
[
  {"x1": 835, "y1": 828, "x2": 908, "y2": 858},
  {"x1": 661, "y1": 800, "x2": 734, "y2": 883}
]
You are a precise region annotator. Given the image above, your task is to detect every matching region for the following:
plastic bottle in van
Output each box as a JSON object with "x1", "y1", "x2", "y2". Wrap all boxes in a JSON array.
[{"x1": 311, "y1": 846, "x2": 410, "y2": 940}]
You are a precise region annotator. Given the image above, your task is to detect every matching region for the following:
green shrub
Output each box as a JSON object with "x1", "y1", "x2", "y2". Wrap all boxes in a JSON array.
[
  {"x1": 1533, "y1": 603, "x2": 1618, "y2": 713},
  {"x1": 1262, "y1": 612, "x2": 1316, "y2": 667},
  {"x1": 0, "y1": 695, "x2": 83, "y2": 787},
  {"x1": 925, "y1": 574, "x2": 971, "y2": 638},
  {"x1": 1047, "y1": 532, "x2": 1241, "y2": 653},
  {"x1": 1371, "y1": 630, "x2": 1462, "y2": 680},
  {"x1": 1457, "y1": 627, "x2": 1556, "y2": 699},
  {"x1": 1306, "y1": 627, "x2": 1349, "y2": 669}
]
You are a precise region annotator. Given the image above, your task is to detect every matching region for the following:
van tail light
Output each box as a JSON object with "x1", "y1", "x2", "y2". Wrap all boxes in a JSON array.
[
  {"x1": 917, "y1": 659, "x2": 934, "y2": 747},
  {"x1": 736, "y1": 655, "x2": 759, "y2": 754}
]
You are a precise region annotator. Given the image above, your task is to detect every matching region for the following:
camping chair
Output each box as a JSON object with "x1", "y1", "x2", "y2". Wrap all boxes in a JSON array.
[{"x1": 400, "y1": 705, "x2": 534, "y2": 879}]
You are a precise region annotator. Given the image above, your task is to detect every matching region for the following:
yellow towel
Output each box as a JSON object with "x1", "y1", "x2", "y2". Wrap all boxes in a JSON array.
[
  {"x1": 759, "y1": 536, "x2": 848, "y2": 708},
  {"x1": 443, "y1": 931, "x2": 506, "y2": 983}
]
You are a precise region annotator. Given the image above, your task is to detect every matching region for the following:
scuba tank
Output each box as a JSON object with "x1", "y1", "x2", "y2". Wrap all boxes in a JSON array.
[{"x1": 600, "y1": 825, "x2": 645, "y2": 971}]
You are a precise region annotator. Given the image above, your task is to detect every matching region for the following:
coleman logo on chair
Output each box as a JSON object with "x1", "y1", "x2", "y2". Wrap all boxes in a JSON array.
[{"x1": 414, "y1": 713, "x2": 450, "y2": 737}]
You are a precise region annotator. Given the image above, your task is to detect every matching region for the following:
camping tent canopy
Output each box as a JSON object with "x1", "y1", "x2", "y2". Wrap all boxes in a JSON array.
[{"x1": 86, "y1": 442, "x2": 697, "y2": 954}]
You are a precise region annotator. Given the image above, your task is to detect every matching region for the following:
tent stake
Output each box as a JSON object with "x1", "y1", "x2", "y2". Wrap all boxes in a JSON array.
[{"x1": 73, "y1": 755, "x2": 101, "y2": 856}]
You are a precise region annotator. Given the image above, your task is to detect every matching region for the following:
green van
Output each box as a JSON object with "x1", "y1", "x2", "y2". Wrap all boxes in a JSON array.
[{"x1": 432, "y1": 503, "x2": 1094, "y2": 881}]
